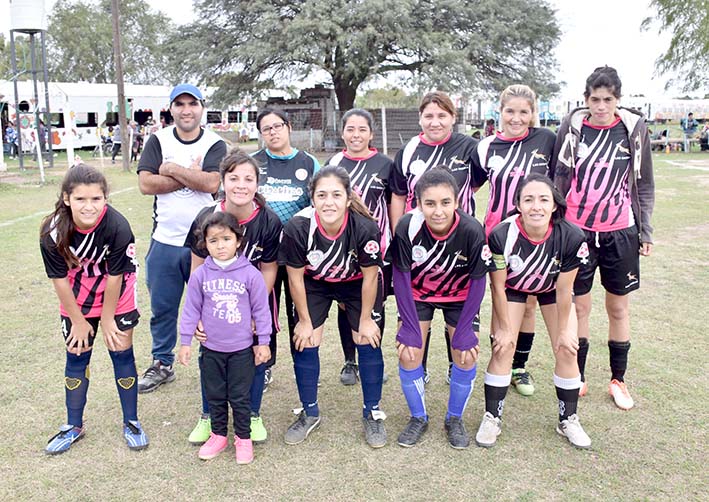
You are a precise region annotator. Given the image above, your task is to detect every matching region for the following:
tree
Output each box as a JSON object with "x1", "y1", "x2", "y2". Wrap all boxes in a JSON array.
[
  {"x1": 356, "y1": 86, "x2": 420, "y2": 109},
  {"x1": 46, "y1": 0, "x2": 177, "y2": 84},
  {"x1": 643, "y1": 0, "x2": 709, "y2": 92},
  {"x1": 173, "y1": 0, "x2": 561, "y2": 110},
  {"x1": 0, "y1": 34, "x2": 32, "y2": 81}
]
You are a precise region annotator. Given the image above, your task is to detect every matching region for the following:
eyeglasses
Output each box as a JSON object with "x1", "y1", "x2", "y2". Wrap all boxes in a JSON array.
[{"x1": 260, "y1": 122, "x2": 286, "y2": 135}]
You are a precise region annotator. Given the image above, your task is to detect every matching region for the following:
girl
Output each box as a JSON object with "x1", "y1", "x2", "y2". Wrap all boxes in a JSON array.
[
  {"x1": 472, "y1": 84, "x2": 557, "y2": 397},
  {"x1": 389, "y1": 91, "x2": 480, "y2": 385},
  {"x1": 327, "y1": 108, "x2": 393, "y2": 386},
  {"x1": 475, "y1": 174, "x2": 591, "y2": 449},
  {"x1": 178, "y1": 212, "x2": 271, "y2": 464},
  {"x1": 279, "y1": 166, "x2": 386, "y2": 448},
  {"x1": 252, "y1": 108, "x2": 320, "y2": 390},
  {"x1": 392, "y1": 167, "x2": 490, "y2": 449},
  {"x1": 184, "y1": 149, "x2": 282, "y2": 445},
  {"x1": 40, "y1": 164, "x2": 148, "y2": 454},
  {"x1": 553, "y1": 66, "x2": 655, "y2": 408}
]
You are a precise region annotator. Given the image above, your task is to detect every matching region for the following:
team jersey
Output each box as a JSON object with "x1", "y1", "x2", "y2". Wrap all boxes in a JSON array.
[
  {"x1": 472, "y1": 127, "x2": 556, "y2": 235},
  {"x1": 566, "y1": 118, "x2": 634, "y2": 232},
  {"x1": 391, "y1": 209, "x2": 491, "y2": 302},
  {"x1": 252, "y1": 148, "x2": 320, "y2": 224},
  {"x1": 327, "y1": 149, "x2": 393, "y2": 255},
  {"x1": 391, "y1": 132, "x2": 479, "y2": 216},
  {"x1": 40, "y1": 205, "x2": 139, "y2": 318},
  {"x1": 185, "y1": 200, "x2": 283, "y2": 265},
  {"x1": 488, "y1": 215, "x2": 587, "y2": 294},
  {"x1": 279, "y1": 207, "x2": 382, "y2": 282},
  {"x1": 137, "y1": 126, "x2": 226, "y2": 246}
]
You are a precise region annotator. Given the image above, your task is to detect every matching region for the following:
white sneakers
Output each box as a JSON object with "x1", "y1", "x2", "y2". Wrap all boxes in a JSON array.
[
  {"x1": 475, "y1": 412, "x2": 502, "y2": 448},
  {"x1": 556, "y1": 414, "x2": 592, "y2": 449},
  {"x1": 609, "y1": 379, "x2": 635, "y2": 410}
]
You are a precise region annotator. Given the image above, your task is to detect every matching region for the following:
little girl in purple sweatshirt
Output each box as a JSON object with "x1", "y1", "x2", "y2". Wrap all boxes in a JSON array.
[{"x1": 178, "y1": 212, "x2": 271, "y2": 464}]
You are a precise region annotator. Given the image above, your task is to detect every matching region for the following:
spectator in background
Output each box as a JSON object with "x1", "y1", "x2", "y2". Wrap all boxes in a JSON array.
[
  {"x1": 111, "y1": 124, "x2": 122, "y2": 164},
  {"x1": 484, "y1": 118, "x2": 495, "y2": 137},
  {"x1": 680, "y1": 112, "x2": 699, "y2": 152},
  {"x1": 5, "y1": 122, "x2": 18, "y2": 159}
]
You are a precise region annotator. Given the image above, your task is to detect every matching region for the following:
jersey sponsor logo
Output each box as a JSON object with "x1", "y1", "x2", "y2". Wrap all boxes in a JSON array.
[
  {"x1": 409, "y1": 159, "x2": 427, "y2": 176},
  {"x1": 412, "y1": 245, "x2": 428, "y2": 263},
  {"x1": 258, "y1": 183, "x2": 304, "y2": 202},
  {"x1": 363, "y1": 240, "x2": 380, "y2": 258},
  {"x1": 577, "y1": 242, "x2": 590, "y2": 264},
  {"x1": 480, "y1": 244, "x2": 492, "y2": 266},
  {"x1": 295, "y1": 168, "x2": 308, "y2": 181},
  {"x1": 307, "y1": 250, "x2": 325, "y2": 267},
  {"x1": 617, "y1": 144, "x2": 630, "y2": 154},
  {"x1": 508, "y1": 254, "x2": 524, "y2": 272},
  {"x1": 533, "y1": 152, "x2": 548, "y2": 161}
]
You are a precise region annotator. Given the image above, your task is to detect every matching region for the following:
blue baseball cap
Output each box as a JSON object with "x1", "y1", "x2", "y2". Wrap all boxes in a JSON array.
[{"x1": 169, "y1": 84, "x2": 203, "y2": 104}]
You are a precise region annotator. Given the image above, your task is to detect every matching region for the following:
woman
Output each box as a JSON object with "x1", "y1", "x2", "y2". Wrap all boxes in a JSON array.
[
  {"x1": 474, "y1": 174, "x2": 591, "y2": 449},
  {"x1": 279, "y1": 166, "x2": 386, "y2": 448},
  {"x1": 472, "y1": 84, "x2": 557, "y2": 397},
  {"x1": 40, "y1": 164, "x2": 148, "y2": 454},
  {"x1": 392, "y1": 167, "x2": 490, "y2": 449},
  {"x1": 327, "y1": 108, "x2": 393, "y2": 386},
  {"x1": 252, "y1": 109, "x2": 321, "y2": 389},
  {"x1": 552, "y1": 66, "x2": 655, "y2": 408},
  {"x1": 185, "y1": 149, "x2": 282, "y2": 445},
  {"x1": 390, "y1": 91, "x2": 480, "y2": 384}
]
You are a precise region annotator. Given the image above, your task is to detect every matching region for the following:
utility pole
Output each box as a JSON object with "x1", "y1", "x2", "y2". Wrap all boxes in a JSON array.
[{"x1": 111, "y1": 0, "x2": 130, "y2": 171}]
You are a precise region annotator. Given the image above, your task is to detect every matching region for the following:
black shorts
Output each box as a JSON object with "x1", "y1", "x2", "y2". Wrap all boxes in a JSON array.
[
  {"x1": 506, "y1": 288, "x2": 557, "y2": 306},
  {"x1": 414, "y1": 301, "x2": 481, "y2": 332},
  {"x1": 60, "y1": 309, "x2": 140, "y2": 348},
  {"x1": 574, "y1": 226, "x2": 640, "y2": 296},
  {"x1": 301, "y1": 276, "x2": 383, "y2": 331}
]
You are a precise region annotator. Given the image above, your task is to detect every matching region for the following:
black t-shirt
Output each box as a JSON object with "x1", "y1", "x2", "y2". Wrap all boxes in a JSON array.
[
  {"x1": 488, "y1": 215, "x2": 587, "y2": 294},
  {"x1": 327, "y1": 149, "x2": 393, "y2": 254},
  {"x1": 391, "y1": 209, "x2": 491, "y2": 302},
  {"x1": 391, "y1": 132, "x2": 479, "y2": 216},
  {"x1": 185, "y1": 200, "x2": 283, "y2": 265},
  {"x1": 279, "y1": 207, "x2": 382, "y2": 282},
  {"x1": 472, "y1": 127, "x2": 556, "y2": 233}
]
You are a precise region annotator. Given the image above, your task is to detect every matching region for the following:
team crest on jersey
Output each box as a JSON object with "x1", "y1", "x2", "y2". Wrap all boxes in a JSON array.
[
  {"x1": 409, "y1": 159, "x2": 427, "y2": 176},
  {"x1": 363, "y1": 240, "x2": 380, "y2": 259},
  {"x1": 480, "y1": 244, "x2": 492, "y2": 266},
  {"x1": 412, "y1": 245, "x2": 427, "y2": 263},
  {"x1": 307, "y1": 250, "x2": 325, "y2": 267},
  {"x1": 295, "y1": 168, "x2": 308, "y2": 181},
  {"x1": 577, "y1": 242, "x2": 590, "y2": 264},
  {"x1": 577, "y1": 143, "x2": 590, "y2": 159},
  {"x1": 488, "y1": 155, "x2": 505, "y2": 170},
  {"x1": 126, "y1": 243, "x2": 136, "y2": 259},
  {"x1": 509, "y1": 254, "x2": 524, "y2": 272}
]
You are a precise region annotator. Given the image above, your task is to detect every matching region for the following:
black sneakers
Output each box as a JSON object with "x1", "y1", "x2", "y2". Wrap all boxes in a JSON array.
[{"x1": 137, "y1": 360, "x2": 175, "y2": 393}]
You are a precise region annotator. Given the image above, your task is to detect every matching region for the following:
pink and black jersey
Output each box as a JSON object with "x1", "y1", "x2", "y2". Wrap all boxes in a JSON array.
[
  {"x1": 391, "y1": 209, "x2": 491, "y2": 302},
  {"x1": 488, "y1": 215, "x2": 587, "y2": 294},
  {"x1": 472, "y1": 127, "x2": 556, "y2": 236},
  {"x1": 40, "y1": 205, "x2": 138, "y2": 318},
  {"x1": 566, "y1": 118, "x2": 634, "y2": 232},
  {"x1": 327, "y1": 149, "x2": 393, "y2": 255},
  {"x1": 279, "y1": 207, "x2": 382, "y2": 282},
  {"x1": 391, "y1": 132, "x2": 479, "y2": 216},
  {"x1": 185, "y1": 200, "x2": 283, "y2": 265}
]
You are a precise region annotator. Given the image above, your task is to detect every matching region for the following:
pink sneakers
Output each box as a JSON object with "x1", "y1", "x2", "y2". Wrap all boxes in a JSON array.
[
  {"x1": 235, "y1": 435, "x2": 254, "y2": 464},
  {"x1": 608, "y1": 379, "x2": 634, "y2": 410},
  {"x1": 198, "y1": 433, "x2": 228, "y2": 460}
]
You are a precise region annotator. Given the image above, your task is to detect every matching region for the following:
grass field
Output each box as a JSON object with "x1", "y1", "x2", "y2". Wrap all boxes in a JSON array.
[{"x1": 0, "y1": 152, "x2": 707, "y2": 501}]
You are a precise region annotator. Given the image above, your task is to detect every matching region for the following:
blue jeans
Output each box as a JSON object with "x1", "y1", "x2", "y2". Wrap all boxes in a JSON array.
[{"x1": 145, "y1": 239, "x2": 191, "y2": 366}]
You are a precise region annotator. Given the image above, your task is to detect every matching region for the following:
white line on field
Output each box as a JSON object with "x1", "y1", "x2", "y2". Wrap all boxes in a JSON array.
[
  {"x1": 665, "y1": 161, "x2": 709, "y2": 171},
  {"x1": 0, "y1": 186, "x2": 137, "y2": 228}
]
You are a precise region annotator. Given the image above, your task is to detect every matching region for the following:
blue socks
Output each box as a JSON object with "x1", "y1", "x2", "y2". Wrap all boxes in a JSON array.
[
  {"x1": 65, "y1": 350, "x2": 92, "y2": 427},
  {"x1": 399, "y1": 364, "x2": 427, "y2": 419},
  {"x1": 357, "y1": 344, "x2": 384, "y2": 418},
  {"x1": 250, "y1": 363, "x2": 267, "y2": 415},
  {"x1": 447, "y1": 364, "x2": 477, "y2": 419},
  {"x1": 294, "y1": 347, "x2": 320, "y2": 417},
  {"x1": 108, "y1": 347, "x2": 138, "y2": 423}
]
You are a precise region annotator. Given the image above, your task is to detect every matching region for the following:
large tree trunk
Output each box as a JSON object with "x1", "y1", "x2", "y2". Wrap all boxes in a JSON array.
[{"x1": 333, "y1": 78, "x2": 357, "y2": 111}]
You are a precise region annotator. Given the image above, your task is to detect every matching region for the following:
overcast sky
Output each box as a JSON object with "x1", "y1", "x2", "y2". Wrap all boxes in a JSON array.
[{"x1": 1, "y1": 0, "x2": 680, "y2": 99}]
